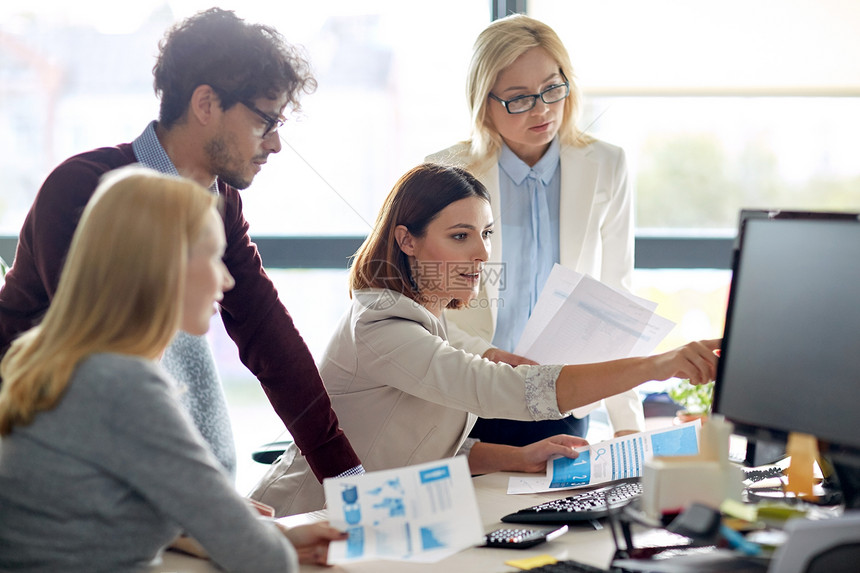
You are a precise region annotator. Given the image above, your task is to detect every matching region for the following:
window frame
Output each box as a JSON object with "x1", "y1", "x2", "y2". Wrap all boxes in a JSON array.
[{"x1": 0, "y1": 234, "x2": 734, "y2": 272}]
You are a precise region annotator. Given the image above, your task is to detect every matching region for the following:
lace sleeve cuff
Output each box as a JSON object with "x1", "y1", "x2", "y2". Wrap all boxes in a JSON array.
[
  {"x1": 456, "y1": 437, "x2": 479, "y2": 459},
  {"x1": 519, "y1": 364, "x2": 565, "y2": 421}
]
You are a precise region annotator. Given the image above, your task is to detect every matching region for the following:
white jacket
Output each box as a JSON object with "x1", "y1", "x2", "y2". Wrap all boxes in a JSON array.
[{"x1": 426, "y1": 139, "x2": 645, "y2": 433}]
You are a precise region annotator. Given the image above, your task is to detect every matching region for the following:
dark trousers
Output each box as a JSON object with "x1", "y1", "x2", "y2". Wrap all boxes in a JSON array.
[{"x1": 468, "y1": 415, "x2": 589, "y2": 447}]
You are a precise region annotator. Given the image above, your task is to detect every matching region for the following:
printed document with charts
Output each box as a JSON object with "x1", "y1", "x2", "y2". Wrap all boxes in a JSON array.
[
  {"x1": 323, "y1": 457, "x2": 483, "y2": 564},
  {"x1": 507, "y1": 421, "x2": 703, "y2": 494}
]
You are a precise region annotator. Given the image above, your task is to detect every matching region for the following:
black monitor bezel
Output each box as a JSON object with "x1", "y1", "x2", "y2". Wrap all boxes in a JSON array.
[{"x1": 712, "y1": 209, "x2": 860, "y2": 468}]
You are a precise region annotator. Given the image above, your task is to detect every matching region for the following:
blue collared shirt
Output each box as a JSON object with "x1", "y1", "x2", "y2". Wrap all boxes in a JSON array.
[
  {"x1": 492, "y1": 138, "x2": 561, "y2": 353},
  {"x1": 132, "y1": 121, "x2": 181, "y2": 176},
  {"x1": 131, "y1": 121, "x2": 218, "y2": 194}
]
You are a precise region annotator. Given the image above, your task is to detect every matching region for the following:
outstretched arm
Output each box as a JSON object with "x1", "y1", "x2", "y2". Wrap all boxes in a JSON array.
[
  {"x1": 218, "y1": 187, "x2": 361, "y2": 480},
  {"x1": 555, "y1": 339, "x2": 721, "y2": 413}
]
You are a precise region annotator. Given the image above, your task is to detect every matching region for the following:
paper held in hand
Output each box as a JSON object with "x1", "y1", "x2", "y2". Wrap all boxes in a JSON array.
[
  {"x1": 323, "y1": 456, "x2": 484, "y2": 564},
  {"x1": 507, "y1": 421, "x2": 703, "y2": 495},
  {"x1": 514, "y1": 264, "x2": 675, "y2": 365}
]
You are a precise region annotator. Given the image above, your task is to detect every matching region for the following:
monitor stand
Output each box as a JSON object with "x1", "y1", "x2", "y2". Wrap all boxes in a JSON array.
[
  {"x1": 830, "y1": 460, "x2": 860, "y2": 510},
  {"x1": 744, "y1": 438, "x2": 785, "y2": 467}
]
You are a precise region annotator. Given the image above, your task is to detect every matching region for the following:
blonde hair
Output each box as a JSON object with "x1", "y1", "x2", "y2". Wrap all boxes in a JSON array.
[
  {"x1": 0, "y1": 166, "x2": 217, "y2": 435},
  {"x1": 465, "y1": 14, "x2": 593, "y2": 163}
]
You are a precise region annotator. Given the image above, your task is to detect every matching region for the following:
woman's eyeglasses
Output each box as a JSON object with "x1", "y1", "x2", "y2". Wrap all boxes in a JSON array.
[{"x1": 489, "y1": 71, "x2": 570, "y2": 115}]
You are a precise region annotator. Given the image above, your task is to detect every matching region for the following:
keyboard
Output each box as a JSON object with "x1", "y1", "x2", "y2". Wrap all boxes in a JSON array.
[
  {"x1": 742, "y1": 465, "x2": 785, "y2": 483},
  {"x1": 502, "y1": 479, "x2": 643, "y2": 524}
]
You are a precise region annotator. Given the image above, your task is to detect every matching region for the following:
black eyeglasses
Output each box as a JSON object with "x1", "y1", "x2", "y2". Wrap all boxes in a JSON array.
[
  {"x1": 241, "y1": 101, "x2": 286, "y2": 137},
  {"x1": 489, "y1": 71, "x2": 570, "y2": 114}
]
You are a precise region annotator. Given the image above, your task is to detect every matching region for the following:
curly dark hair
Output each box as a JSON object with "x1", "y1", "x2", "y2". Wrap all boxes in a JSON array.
[{"x1": 153, "y1": 8, "x2": 317, "y2": 128}]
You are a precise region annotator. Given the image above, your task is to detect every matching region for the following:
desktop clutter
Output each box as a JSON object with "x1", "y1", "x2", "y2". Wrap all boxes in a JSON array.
[
  {"x1": 504, "y1": 415, "x2": 860, "y2": 573},
  {"x1": 641, "y1": 414, "x2": 743, "y2": 519},
  {"x1": 616, "y1": 415, "x2": 860, "y2": 572}
]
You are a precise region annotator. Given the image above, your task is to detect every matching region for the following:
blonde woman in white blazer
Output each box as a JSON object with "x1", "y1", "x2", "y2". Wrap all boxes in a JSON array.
[
  {"x1": 249, "y1": 164, "x2": 720, "y2": 517},
  {"x1": 427, "y1": 14, "x2": 643, "y2": 444}
]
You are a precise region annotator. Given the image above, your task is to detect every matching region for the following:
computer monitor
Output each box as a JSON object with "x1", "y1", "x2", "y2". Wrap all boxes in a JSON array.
[{"x1": 712, "y1": 210, "x2": 860, "y2": 507}]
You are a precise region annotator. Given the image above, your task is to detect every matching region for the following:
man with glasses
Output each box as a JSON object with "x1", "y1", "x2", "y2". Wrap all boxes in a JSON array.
[{"x1": 0, "y1": 8, "x2": 363, "y2": 484}]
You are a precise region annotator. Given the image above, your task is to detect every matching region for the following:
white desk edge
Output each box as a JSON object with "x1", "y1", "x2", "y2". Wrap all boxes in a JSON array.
[{"x1": 153, "y1": 471, "x2": 618, "y2": 573}]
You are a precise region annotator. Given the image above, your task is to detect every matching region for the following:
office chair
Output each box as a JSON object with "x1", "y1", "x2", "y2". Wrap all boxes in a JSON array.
[
  {"x1": 251, "y1": 440, "x2": 292, "y2": 464},
  {"x1": 767, "y1": 511, "x2": 860, "y2": 573}
]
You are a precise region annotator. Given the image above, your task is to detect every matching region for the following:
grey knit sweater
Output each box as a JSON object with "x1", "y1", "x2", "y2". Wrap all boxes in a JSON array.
[{"x1": 0, "y1": 353, "x2": 296, "y2": 572}]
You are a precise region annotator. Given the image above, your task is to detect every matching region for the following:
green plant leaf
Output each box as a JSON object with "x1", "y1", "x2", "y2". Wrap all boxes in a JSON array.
[{"x1": 668, "y1": 379, "x2": 714, "y2": 414}]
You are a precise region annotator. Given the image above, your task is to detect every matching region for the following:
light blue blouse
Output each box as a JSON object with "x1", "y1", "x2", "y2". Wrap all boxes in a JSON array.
[{"x1": 492, "y1": 138, "x2": 562, "y2": 352}]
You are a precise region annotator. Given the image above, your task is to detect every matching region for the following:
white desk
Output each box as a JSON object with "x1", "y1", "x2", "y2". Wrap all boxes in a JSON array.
[{"x1": 153, "y1": 471, "x2": 618, "y2": 572}]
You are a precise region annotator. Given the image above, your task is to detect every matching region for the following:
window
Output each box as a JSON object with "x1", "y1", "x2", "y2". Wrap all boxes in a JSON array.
[
  {"x1": 529, "y1": 0, "x2": 860, "y2": 232},
  {"x1": 532, "y1": 0, "x2": 860, "y2": 354},
  {"x1": 0, "y1": 0, "x2": 492, "y2": 492},
  {"x1": 0, "y1": 1, "x2": 489, "y2": 237}
]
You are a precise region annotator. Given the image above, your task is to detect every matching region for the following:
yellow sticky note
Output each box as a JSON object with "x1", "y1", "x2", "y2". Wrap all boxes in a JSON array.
[
  {"x1": 756, "y1": 502, "x2": 807, "y2": 522},
  {"x1": 504, "y1": 554, "x2": 558, "y2": 570},
  {"x1": 721, "y1": 498, "x2": 758, "y2": 523}
]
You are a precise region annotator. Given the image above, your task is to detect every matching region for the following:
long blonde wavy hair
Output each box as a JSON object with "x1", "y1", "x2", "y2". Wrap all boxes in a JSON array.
[
  {"x1": 0, "y1": 166, "x2": 216, "y2": 435},
  {"x1": 466, "y1": 14, "x2": 593, "y2": 164}
]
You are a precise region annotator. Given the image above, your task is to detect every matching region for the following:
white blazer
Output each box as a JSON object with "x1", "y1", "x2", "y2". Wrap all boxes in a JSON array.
[{"x1": 426, "y1": 139, "x2": 645, "y2": 433}]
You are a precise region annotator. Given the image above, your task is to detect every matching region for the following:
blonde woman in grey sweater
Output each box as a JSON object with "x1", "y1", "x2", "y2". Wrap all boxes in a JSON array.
[{"x1": 0, "y1": 167, "x2": 344, "y2": 572}]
